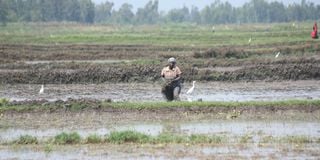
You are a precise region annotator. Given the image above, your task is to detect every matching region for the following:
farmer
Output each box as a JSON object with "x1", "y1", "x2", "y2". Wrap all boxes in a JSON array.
[
  {"x1": 311, "y1": 21, "x2": 318, "y2": 39},
  {"x1": 161, "y1": 57, "x2": 182, "y2": 101}
]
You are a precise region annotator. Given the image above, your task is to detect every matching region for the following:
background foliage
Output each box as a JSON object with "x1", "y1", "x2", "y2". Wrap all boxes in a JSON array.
[{"x1": 0, "y1": 0, "x2": 319, "y2": 25}]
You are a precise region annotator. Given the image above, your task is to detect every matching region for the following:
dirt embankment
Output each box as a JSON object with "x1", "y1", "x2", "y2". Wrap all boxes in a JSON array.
[
  {"x1": 4, "y1": 98, "x2": 320, "y2": 115},
  {"x1": 0, "y1": 43, "x2": 319, "y2": 84}
]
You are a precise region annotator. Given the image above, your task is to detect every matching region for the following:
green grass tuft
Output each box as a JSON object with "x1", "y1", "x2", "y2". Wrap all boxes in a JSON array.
[
  {"x1": 53, "y1": 132, "x2": 81, "y2": 145},
  {"x1": 14, "y1": 135, "x2": 38, "y2": 145},
  {"x1": 0, "y1": 98, "x2": 9, "y2": 107},
  {"x1": 107, "y1": 131, "x2": 151, "y2": 144},
  {"x1": 239, "y1": 134, "x2": 253, "y2": 143},
  {"x1": 189, "y1": 134, "x2": 223, "y2": 144},
  {"x1": 281, "y1": 136, "x2": 312, "y2": 144},
  {"x1": 86, "y1": 134, "x2": 103, "y2": 144},
  {"x1": 155, "y1": 133, "x2": 186, "y2": 143}
]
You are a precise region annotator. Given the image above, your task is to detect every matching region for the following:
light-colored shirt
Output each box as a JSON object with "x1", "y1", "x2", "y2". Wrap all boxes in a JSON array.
[{"x1": 161, "y1": 66, "x2": 182, "y2": 80}]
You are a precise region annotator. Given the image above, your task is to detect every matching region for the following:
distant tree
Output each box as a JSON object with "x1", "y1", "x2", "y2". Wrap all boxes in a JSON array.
[
  {"x1": 52, "y1": 0, "x2": 65, "y2": 21},
  {"x1": 136, "y1": 0, "x2": 159, "y2": 24},
  {"x1": 201, "y1": 6, "x2": 212, "y2": 24},
  {"x1": 167, "y1": 6, "x2": 189, "y2": 23},
  {"x1": 0, "y1": 0, "x2": 9, "y2": 25},
  {"x1": 269, "y1": 2, "x2": 287, "y2": 22},
  {"x1": 211, "y1": 1, "x2": 235, "y2": 24},
  {"x1": 66, "y1": 0, "x2": 81, "y2": 22},
  {"x1": 39, "y1": 0, "x2": 53, "y2": 21},
  {"x1": 95, "y1": 1, "x2": 113, "y2": 23},
  {"x1": 190, "y1": 6, "x2": 201, "y2": 24},
  {"x1": 114, "y1": 3, "x2": 134, "y2": 24},
  {"x1": 80, "y1": 0, "x2": 95, "y2": 23},
  {"x1": 251, "y1": 0, "x2": 269, "y2": 23},
  {"x1": 287, "y1": 3, "x2": 303, "y2": 21}
]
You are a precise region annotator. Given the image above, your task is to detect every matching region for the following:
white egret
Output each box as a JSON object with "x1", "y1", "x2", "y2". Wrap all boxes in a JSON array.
[
  {"x1": 275, "y1": 52, "x2": 280, "y2": 58},
  {"x1": 186, "y1": 81, "x2": 196, "y2": 94},
  {"x1": 248, "y1": 37, "x2": 252, "y2": 44},
  {"x1": 39, "y1": 84, "x2": 44, "y2": 94}
]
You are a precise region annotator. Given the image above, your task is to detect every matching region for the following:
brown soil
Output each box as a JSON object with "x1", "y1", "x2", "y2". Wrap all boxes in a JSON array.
[{"x1": 0, "y1": 43, "x2": 319, "y2": 83}]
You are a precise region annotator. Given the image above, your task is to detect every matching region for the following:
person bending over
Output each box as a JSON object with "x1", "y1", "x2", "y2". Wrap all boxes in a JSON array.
[{"x1": 161, "y1": 57, "x2": 182, "y2": 101}]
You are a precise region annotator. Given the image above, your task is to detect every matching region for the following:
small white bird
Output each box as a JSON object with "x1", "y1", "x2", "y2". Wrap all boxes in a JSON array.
[
  {"x1": 39, "y1": 84, "x2": 44, "y2": 94},
  {"x1": 248, "y1": 37, "x2": 252, "y2": 44},
  {"x1": 275, "y1": 52, "x2": 280, "y2": 58},
  {"x1": 186, "y1": 81, "x2": 196, "y2": 94}
]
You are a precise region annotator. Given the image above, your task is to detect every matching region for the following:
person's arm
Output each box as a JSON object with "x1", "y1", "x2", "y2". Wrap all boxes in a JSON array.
[{"x1": 172, "y1": 66, "x2": 182, "y2": 82}]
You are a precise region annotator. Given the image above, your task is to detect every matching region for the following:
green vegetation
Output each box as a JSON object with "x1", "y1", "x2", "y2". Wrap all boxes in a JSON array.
[
  {"x1": 107, "y1": 131, "x2": 151, "y2": 144},
  {"x1": 5, "y1": 131, "x2": 320, "y2": 146},
  {"x1": 155, "y1": 133, "x2": 186, "y2": 143},
  {"x1": 0, "y1": 22, "x2": 312, "y2": 46},
  {"x1": 1, "y1": 99, "x2": 320, "y2": 112},
  {"x1": 104, "y1": 99, "x2": 320, "y2": 110},
  {"x1": 240, "y1": 134, "x2": 253, "y2": 143},
  {"x1": 281, "y1": 136, "x2": 312, "y2": 144},
  {"x1": 0, "y1": 0, "x2": 319, "y2": 25},
  {"x1": 0, "y1": 98, "x2": 9, "y2": 107},
  {"x1": 260, "y1": 136, "x2": 275, "y2": 143},
  {"x1": 189, "y1": 134, "x2": 223, "y2": 144},
  {"x1": 13, "y1": 135, "x2": 38, "y2": 145},
  {"x1": 44, "y1": 144, "x2": 53, "y2": 153},
  {"x1": 86, "y1": 134, "x2": 103, "y2": 144},
  {"x1": 53, "y1": 132, "x2": 81, "y2": 145}
]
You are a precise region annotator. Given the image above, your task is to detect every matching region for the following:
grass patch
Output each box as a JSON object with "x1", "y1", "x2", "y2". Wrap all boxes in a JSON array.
[
  {"x1": 107, "y1": 131, "x2": 151, "y2": 144},
  {"x1": 281, "y1": 136, "x2": 312, "y2": 144},
  {"x1": 260, "y1": 136, "x2": 275, "y2": 143},
  {"x1": 103, "y1": 99, "x2": 320, "y2": 110},
  {"x1": 189, "y1": 134, "x2": 223, "y2": 144},
  {"x1": 155, "y1": 133, "x2": 186, "y2": 143},
  {"x1": 53, "y1": 132, "x2": 81, "y2": 145},
  {"x1": 13, "y1": 135, "x2": 38, "y2": 145},
  {"x1": 239, "y1": 134, "x2": 253, "y2": 143},
  {"x1": 7, "y1": 131, "x2": 318, "y2": 145},
  {"x1": 0, "y1": 22, "x2": 312, "y2": 47},
  {"x1": 44, "y1": 144, "x2": 53, "y2": 153},
  {"x1": 0, "y1": 98, "x2": 9, "y2": 107},
  {"x1": 86, "y1": 134, "x2": 103, "y2": 144}
]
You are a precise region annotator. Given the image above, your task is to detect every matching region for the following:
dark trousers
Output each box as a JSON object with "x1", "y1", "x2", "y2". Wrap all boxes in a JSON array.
[{"x1": 161, "y1": 80, "x2": 181, "y2": 101}]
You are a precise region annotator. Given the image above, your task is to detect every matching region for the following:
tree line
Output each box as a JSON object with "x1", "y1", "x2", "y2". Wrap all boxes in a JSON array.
[{"x1": 0, "y1": 0, "x2": 319, "y2": 25}]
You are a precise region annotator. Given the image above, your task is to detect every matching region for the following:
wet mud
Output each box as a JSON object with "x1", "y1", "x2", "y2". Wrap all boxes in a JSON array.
[
  {"x1": 1, "y1": 81, "x2": 319, "y2": 102},
  {"x1": 1, "y1": 143, "x2": 319, "y2": 160},
  {"x1": 1, "y1": 44, "x2": 320, "y2": 83}
]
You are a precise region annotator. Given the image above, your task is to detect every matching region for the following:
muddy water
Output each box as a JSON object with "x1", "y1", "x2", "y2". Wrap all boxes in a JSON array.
[
  {"x1": 1, "y1": 144, "x2": 319, "y2": 160},
  {"x1": 0, "y1": 123, "x2": 163, "y2": 141},
  {"x1": 1, "y1": 80, "x2": 320, "y2": 102},
  {"x1": 1, "y1": 120, "x2": 319, "y2": 142}
]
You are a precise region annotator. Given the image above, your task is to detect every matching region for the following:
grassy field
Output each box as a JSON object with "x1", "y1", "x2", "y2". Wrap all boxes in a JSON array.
[{"x1": 0, "y1": 22, "x2": 314, "y2": 46}]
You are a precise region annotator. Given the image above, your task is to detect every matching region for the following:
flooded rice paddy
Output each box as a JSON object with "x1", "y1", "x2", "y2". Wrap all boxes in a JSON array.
[
  {"x1": 1, "y1": 80, "x2": 320, "y2": 159},
  {"x1": 1, "y1": 120, "x2": 320, "y2": 142},
  {"x1": 1, "y1": 119, "x2": 320, "y2": 159},
  {"x1": 1, "y1": 143, "x2": 319, "y2": 160},
  {"x1": 1, "y1": 80, "x2": 320, "y2": 102}
]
